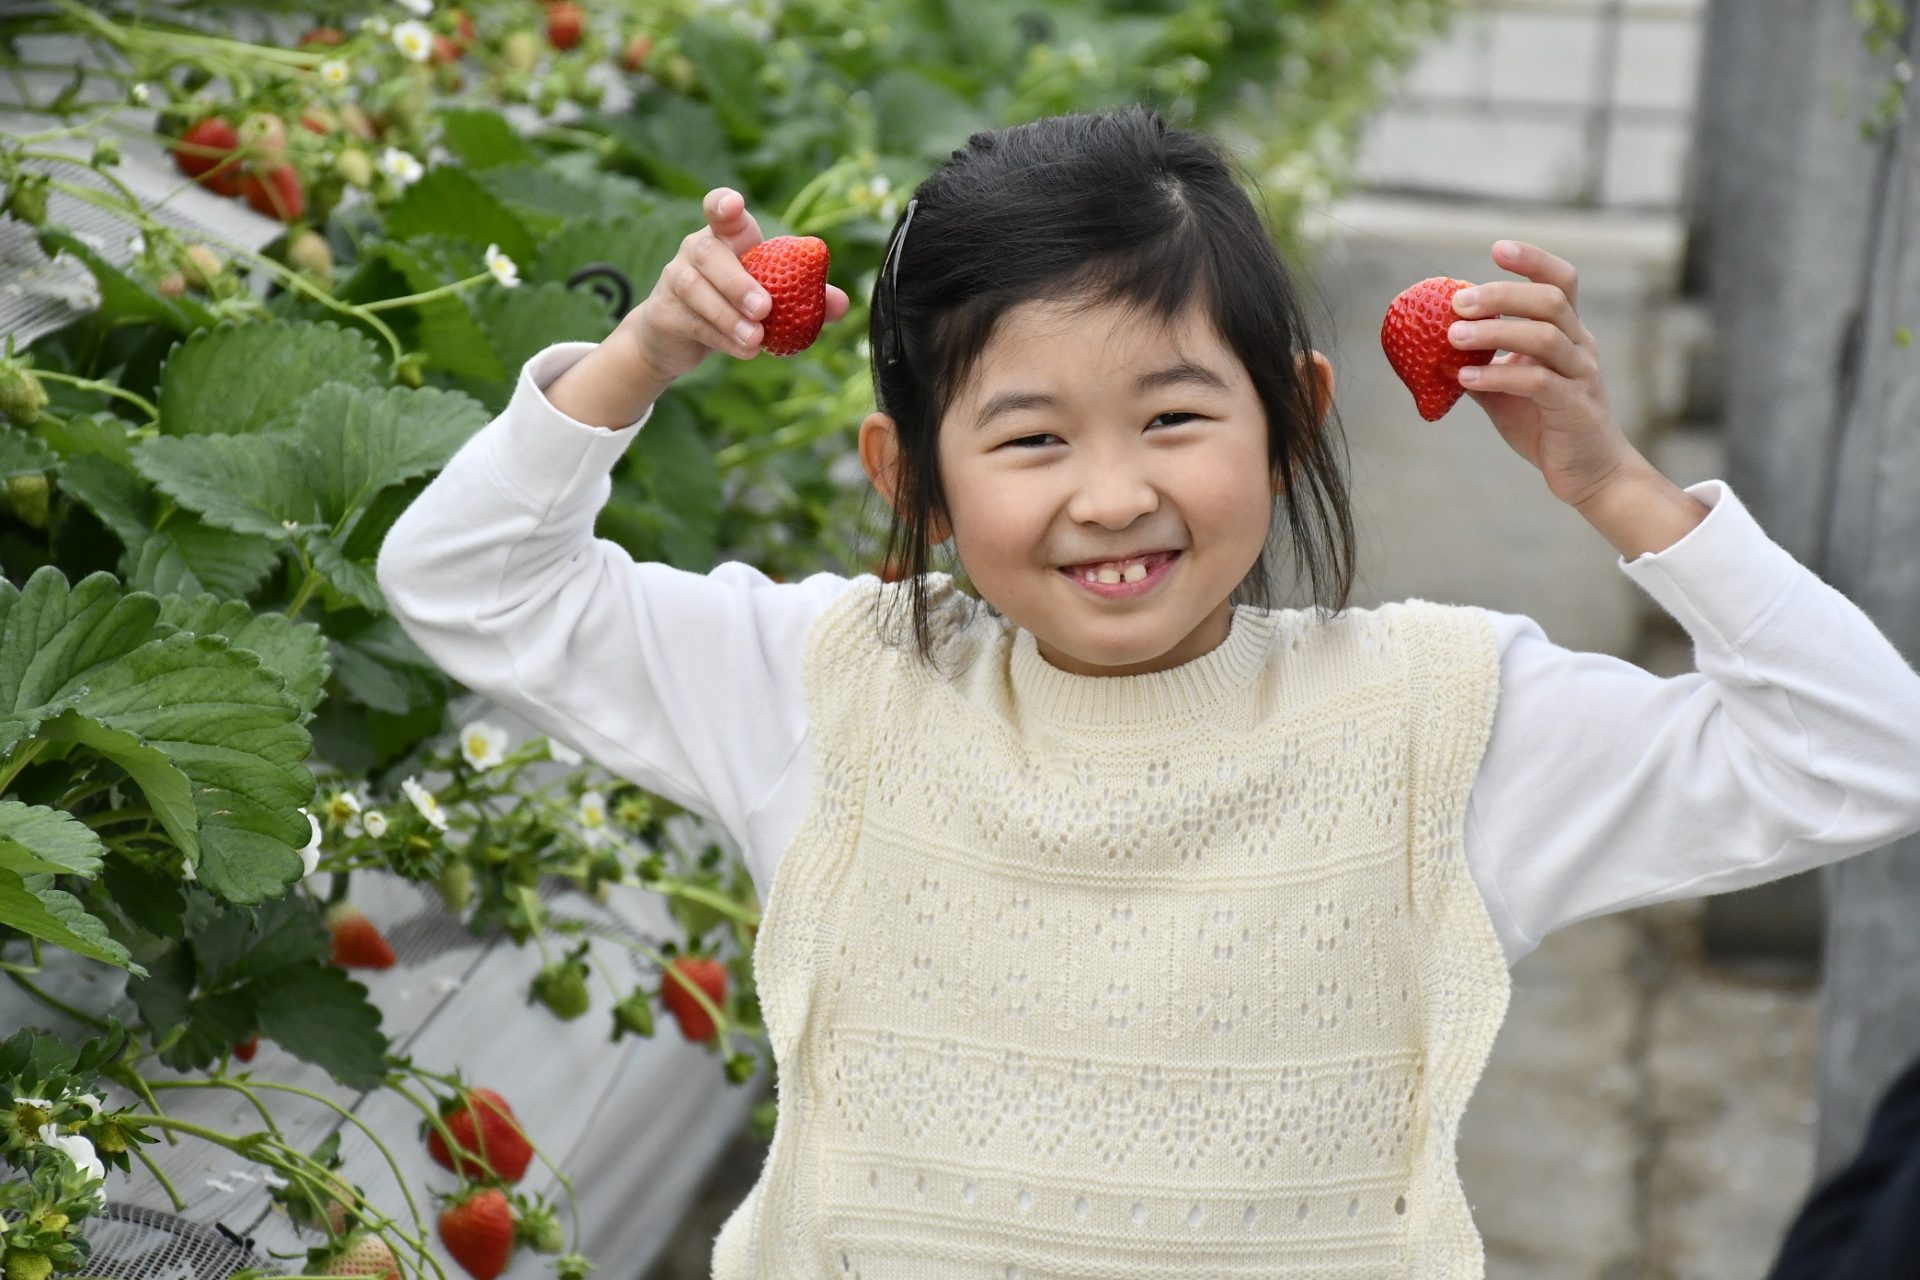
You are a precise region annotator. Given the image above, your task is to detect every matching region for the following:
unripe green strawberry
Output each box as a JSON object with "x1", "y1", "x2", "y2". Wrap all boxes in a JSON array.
[
  {"x1": 180, "y1": 243, "x2": 223, "y2": 290},
  {"x1": 531, "y1": 960, "x2": 590, "y2": 1020},
  {"x1": 5, "y1": 1252, "x2": 53, "y2": 1280},
  {"x1": 502, "y1": 29, "x2": 543, "y2": 72},
  {"x1": 610, "y1": 990, "x2": 653, "y2": 1041},
  {"x1": 396, "y1": 353, "x2": 426, "y2": 387},
  {"x1": 3, "y1": 173, "x2": 49, "y2": 228},
  {"x1": 287, "y1": 228, "x2": 333, "y2": 286},
  {"x1": 238, "y1": 112, "x2": 288, "y2": 166},
  {"x1": 724, "y1": 1051, "x2": 756, "y2": 1083},
  {"x1": 91, "y1": 137, "x2": 120, "y2": 167},
  {"x1": 333, "y1": 147, "x2": 373, "y2": 189},
  {"x1": 437, "y1": 860, "x2": 473, "y2": 911},
  {"x1": 659, "y1": 52, "x2": 696, "y2": 93},
  {"x1": 0, "y1": 363, "x2": 48, "y2": 425},
  {"x1": 7, "y1": 474, "x2": 49, "y2": 529},
  {"x1": 739, "y1": 235, "x2": 830, "y2": 356}
]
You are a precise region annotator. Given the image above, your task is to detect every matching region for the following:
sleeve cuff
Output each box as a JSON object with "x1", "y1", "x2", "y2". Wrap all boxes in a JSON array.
[
  {"x1": 1617, "y1": 478, "x2": 1805, "y2": 652},
  {"x1": 483, "y1": 341, "x2": 656, "y2": 512}
]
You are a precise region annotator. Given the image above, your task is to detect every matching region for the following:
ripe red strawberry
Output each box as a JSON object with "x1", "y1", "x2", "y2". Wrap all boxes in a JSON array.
[
  {"x1": 233, "y1": 1036, "x2": 258, "y2": 1062},
  {"x1": 320, "y1": 1232, "x2": 398, "y2": 1279},
  {"x1": 430, "y1": 33, "x2": 461, "y2": 64},
  {"x1": 438, "y1": 1187, "x2": 515, "y2": 1280},
  {"x1": 242, "y1": 164, "x2": 306, "y2": 223},
  {"x1": 1381, "y1": 275, "x2": 1496, "y2": 421},
  {"x1": 739, "y1": 235, "x2": 830, "y2": 356},
  {"x1": 447, "y1": 7, "x2": 478, "y2": 52},
  {"x1": 425, "y1": 1087, "x2": 533, "y2": 1183},
  {"x1": 298, "y1": 27, "x2": 346, "y2": 49},
  {"x1": 173, "y1": 117, "x2": 244, "y2": 197},
  {"x1": 660, "y1": 954, "x2": 728, "y2": 1044},
  {"x1": 620, "y1": 31, "x2": 652, "y2": 72},
  {"x1": 544, "y1": 1, "x2": 585, "y2": 51},
  {"x1": 325, "y1": 902, "x2": 396, "y2": 969}
]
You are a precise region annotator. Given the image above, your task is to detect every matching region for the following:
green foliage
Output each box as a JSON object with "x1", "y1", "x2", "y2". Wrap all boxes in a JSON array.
[{"x1": 0, "y1": 0, "x2": 1458, "y2": 1274}]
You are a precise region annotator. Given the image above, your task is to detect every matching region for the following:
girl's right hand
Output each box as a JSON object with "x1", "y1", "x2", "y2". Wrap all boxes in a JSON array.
[{"x1": 619, "y1": 186, "x2": 851, "y2": 383}]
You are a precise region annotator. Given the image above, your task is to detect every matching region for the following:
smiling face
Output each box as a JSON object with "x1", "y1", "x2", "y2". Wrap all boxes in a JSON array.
[{"x1": 861, "y1": 292, "x2": 1331, "y2": 677}]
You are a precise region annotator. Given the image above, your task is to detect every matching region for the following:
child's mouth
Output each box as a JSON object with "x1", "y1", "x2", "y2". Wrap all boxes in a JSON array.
[{"x1": 1057, "y1": 550, "x2": 1180, "y2": 599}]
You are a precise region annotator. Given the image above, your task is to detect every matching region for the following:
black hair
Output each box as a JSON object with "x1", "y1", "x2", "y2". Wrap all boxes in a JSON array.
[{"x1": 864, "y1": 102, "x2": 1356, "y2": 671}]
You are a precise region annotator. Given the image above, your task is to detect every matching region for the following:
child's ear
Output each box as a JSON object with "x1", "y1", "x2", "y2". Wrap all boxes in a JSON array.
[
  {"x1": 859, "y1": 411, "x2": 952, "y2": 544},
  {"x1": 1276, "y1": 350, "x2": 1335, "y2": 496},
  {"x1": 1296, "y1": 349, "x2": 1334, "y2": 426}
]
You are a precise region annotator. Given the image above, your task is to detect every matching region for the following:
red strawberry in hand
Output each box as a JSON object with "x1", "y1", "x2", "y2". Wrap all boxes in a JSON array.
[
  {"x1": 739, "y1": 235, "x2": 830, "y2": 356},
  {"x1": 1381, "y1": 276, "x2": 1496, "y2": 421},
  {"x1": 660, "y1": 954, "x2": 728, "y2": 1043},
  {"x1": 439, "y1": 1187, "x2": 515, "y2": 1280},
  {"x1": 425, "y1": 1087, "x2": 534, "y2": 1183},
  {"x1": 326, "y1": 902, "x2": 396, "y2": 969}
]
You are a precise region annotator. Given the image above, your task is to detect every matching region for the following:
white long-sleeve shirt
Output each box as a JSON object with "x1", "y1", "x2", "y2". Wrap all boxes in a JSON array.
[{"x1": 375, "y1": 341, "x2": 1920, "y2": 967}]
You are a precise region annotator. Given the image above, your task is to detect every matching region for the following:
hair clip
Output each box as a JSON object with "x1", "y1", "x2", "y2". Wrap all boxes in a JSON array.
[{"x1": 880, "y1": 197, "x2": 919, "y2": 370}]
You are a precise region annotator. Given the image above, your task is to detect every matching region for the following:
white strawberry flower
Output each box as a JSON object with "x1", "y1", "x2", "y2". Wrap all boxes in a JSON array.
[
  {"x1": 391, "y1": 19, "x2": 433, "y2": 62},
  {"x1": 319, "y1": 59, "x2": 351, "y2": 88},
  {"x1": 297, "y1": 808, "x2": 323, "y2": 877},
  {"x1": 379, "y1": 146, "x2": 424, "y2": 186},
  {"x1": 363, "y1": 809, "x2": 389, "y2": 838},
  {"x1": 460, "y1": 720, "x2": 510, "y2": 770},
  {"x1": 37, "y1": 1128, "x2": 104, "y2": 1183},
  {"x1": 547, "y1": 737, "x2": 583, "y2": 766},
  {"x1": 485, "y1": 244, "x2": 520, "y2": 289},
  {"x1": 325, "y1": 786, "x2": 365, "y2": 826},
  {"x1": 129, "y1": 82, "x2": 151, "y2": 105},
  {"x1": 396, "y1": 0, "x2": 434, "y2": 16},
  {"x1": 578, "y1": 790, "x2": 608, "y2": 832},
  {"x1": 401, "y1": 776, "x2": 449, "y2": 831}
]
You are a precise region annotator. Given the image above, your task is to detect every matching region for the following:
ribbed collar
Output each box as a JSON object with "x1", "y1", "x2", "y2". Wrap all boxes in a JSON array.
[{"x1": 1005, "y1": 606, "x2": 1276, "y2": 727}]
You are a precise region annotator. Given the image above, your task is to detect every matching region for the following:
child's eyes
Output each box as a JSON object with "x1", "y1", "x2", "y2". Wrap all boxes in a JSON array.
[{"x1": 1003, "y1": 413, "x2": 1199, "y2": 450}]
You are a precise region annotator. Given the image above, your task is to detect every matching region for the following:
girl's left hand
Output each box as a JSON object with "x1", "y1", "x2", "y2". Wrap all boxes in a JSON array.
[{"x1": 1450, "y1": 240, "x2": 1639, "y2": 509}]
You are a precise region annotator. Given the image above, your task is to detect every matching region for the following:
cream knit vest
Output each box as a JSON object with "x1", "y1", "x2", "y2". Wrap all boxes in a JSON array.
[{"x1": 712, "y1": 573, "x2": 1508, "y2": 1279}]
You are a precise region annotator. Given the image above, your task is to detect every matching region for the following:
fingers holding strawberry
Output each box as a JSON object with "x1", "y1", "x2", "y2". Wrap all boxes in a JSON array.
[
  {"x1": 1443, "y1": 241, "x2": 1636, "y2": 508},
  {"x1": 618, "y1": 186, "x2": 849, "y2": 383}
]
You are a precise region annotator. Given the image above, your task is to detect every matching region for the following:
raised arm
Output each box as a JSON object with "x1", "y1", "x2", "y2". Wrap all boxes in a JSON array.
[{"x1": 1463, "y1": 478, "x2": 1920, "y2": 965}]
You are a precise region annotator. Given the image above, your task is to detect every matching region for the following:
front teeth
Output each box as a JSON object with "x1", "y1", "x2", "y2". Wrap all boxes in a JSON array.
[{"x1": 1084, "y1": 562, "x2": 1150, "y2": 584}]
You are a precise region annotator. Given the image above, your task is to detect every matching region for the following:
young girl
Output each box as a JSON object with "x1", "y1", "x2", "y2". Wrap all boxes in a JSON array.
[{"x1": 375, "y1": 104, "x2": 1920, "y2": 1278}]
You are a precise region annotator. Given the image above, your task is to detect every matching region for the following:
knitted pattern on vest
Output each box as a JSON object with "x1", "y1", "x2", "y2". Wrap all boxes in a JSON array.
[{"x1": 712, "y1": 573, "x2": 1508, "y2": 1279}]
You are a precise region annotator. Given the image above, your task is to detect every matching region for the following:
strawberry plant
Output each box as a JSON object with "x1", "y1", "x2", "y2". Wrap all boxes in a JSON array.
[{"x1": 0, "y1": 0, "x2": 1461, "y2": 1276}]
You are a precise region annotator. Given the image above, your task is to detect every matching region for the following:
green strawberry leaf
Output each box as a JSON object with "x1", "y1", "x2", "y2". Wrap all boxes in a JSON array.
[
  {"x1": 155, "y1": 320, "x2": 385, "y2": 437},
  {"x1": 382, "y1": 165, "x2": 537, "y2": 269},
  {"x1": 32, "y1": 229, "x2": 218, "y2": 336},
  {"x1": 472, "y1": 281, "x2": 619, "y2": 390},
  {"x1": 128, "y1": 892, "x2": 387, "y2": 1088},
  {"x1": 0, "y1": 867, "x2": 140, "y2": 972},
  {"x1": 0, "y1": 798, "x2": 104, "y2": 877},
  {"x1": 435, "y1": 107, "x2": 538, "y2": 170},
  {"x1": 340, "y1": 241, "x2": 506, "y2": 384},
  {"x1": 59, "y1": 453, "x2": 284, "y2": 601},
  {"x1": 0, "y1": 567, "x2": 316, "y2": 906},
  {"x1": 159, "y1": 595, "x2": 330, "y2": 718},
  {"x1": 255, "y1": 963, "x2": 388, "y2": 1091},
  {"x1": 592, "y1": 95, "x2": 741, "y2": 199},
  {"x1": 471, "y1": 156, "x2": 656, "y2": 232}
]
